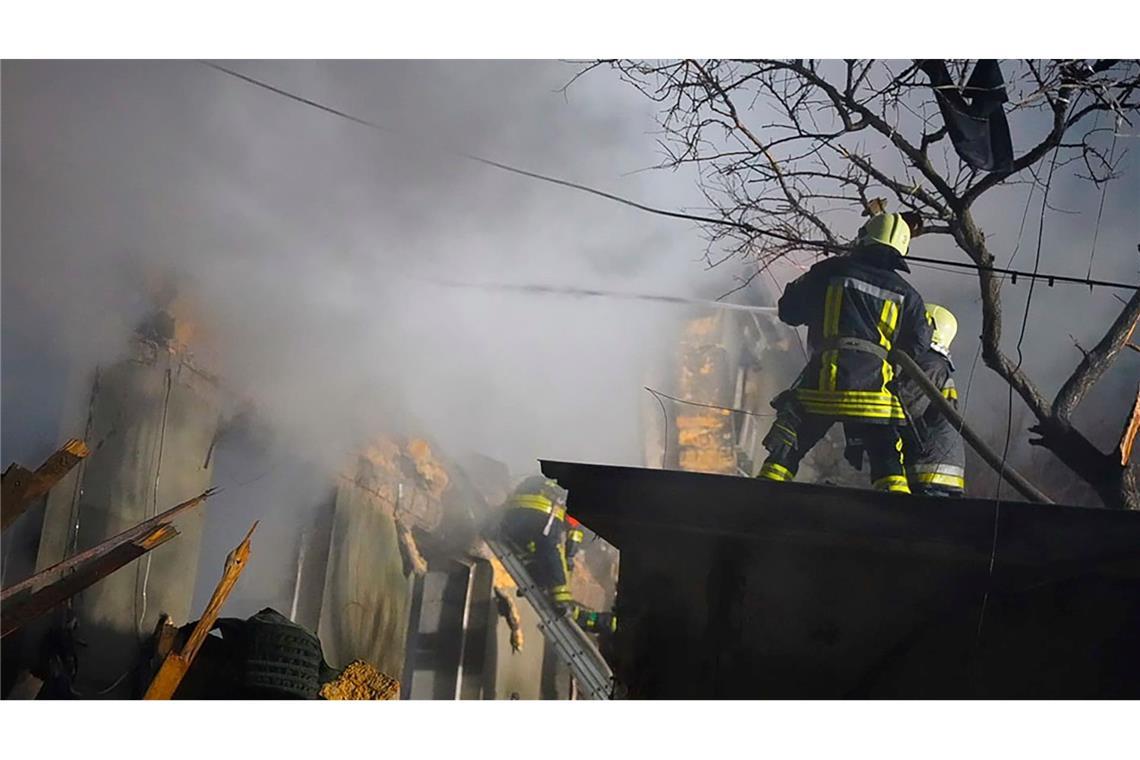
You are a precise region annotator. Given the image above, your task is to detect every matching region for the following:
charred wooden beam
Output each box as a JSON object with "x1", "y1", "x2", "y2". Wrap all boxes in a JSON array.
[
  {"x1": 1, "y1": 439, "x2": 89, "y2": 532},
  {"x1": 143, "y1": 521, "x2": 256, "y2": 700},
  {"x1": 0, "y1": 490, "x2": 215, "y2": 638}
]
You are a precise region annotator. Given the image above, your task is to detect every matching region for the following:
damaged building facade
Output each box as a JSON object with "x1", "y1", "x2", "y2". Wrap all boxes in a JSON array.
[
  {"x1": 2, "y1": 306, "x2": 616, "y2": 700},
  {"x1": 6, "y1": 273, "x2": 1137, "y2": 701},
  {"x1": 645, "y1": 287, "x2": 808, "y2": 477}
]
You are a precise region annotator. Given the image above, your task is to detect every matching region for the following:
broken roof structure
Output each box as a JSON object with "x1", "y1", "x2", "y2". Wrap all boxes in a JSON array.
[{"x1": 545, "y1": 460, "x2": 1140, "y2": 698}]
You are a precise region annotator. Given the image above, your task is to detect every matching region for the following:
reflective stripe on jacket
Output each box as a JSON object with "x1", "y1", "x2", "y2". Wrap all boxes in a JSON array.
[{"x1": 778, "y1": 244, "x2": 932, "y2": 423}]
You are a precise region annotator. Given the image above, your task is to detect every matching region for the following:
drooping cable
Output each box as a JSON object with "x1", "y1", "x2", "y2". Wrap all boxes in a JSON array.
[
  {"x1": 200, "y1": 61, "x2": 1140, "y2": 293},
  {"x1": 975, "y1": 146, "x2": 1060, "y2": 653},
  {"x1": 644, "y1": 387, "x2": 670, "y2": 469},
  {"x1": 137, "y1": 367, "x2": 173, "y2": 640},
  {"x1": 644, "y1": 385, "x2": 777, "y2": 419},
  {"x1": 416, "y1": 277, "x2": 778, "y2": 314},
  {"x1": 1085, "y1": 126, "x2": 1119, "y2": 286},
  {"x1": 199, "y1": 61, "x2": 817, "y2": 251}
]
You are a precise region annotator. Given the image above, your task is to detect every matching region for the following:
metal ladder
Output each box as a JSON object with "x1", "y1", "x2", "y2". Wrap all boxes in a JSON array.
[{"x1": 484, "y1": 535, "x2": 615, "y2": 700}]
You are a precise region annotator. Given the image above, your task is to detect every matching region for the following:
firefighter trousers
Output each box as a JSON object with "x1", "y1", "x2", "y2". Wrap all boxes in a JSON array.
[
  {"x1": 758, "y1": 410, "x2": 910, "y2": 493},
  {"x1": 500, "y1": 507, "x2": 573, "y2": 610}
]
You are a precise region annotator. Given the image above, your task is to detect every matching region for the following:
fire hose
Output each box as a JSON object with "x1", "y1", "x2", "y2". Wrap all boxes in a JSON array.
[{"x1": 891, "y1": 350, "x2": 1053, "y2": 504}]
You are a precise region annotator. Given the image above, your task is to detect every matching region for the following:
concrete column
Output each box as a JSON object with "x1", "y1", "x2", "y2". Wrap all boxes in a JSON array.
[
  {"x1": 34, "y1": 338, "x2": 219, "y2": 697},
  {"x1": 317, "y1": 477, "x2": 413, "y2": 679}
]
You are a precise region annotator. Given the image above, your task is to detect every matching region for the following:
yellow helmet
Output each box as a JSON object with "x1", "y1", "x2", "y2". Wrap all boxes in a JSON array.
[
  {"x1": 926, "y1": 303, "x2": 958, "y2": 356},
  {"x1": 857, "y1": 213, "x2": 911, "y2": 257}
]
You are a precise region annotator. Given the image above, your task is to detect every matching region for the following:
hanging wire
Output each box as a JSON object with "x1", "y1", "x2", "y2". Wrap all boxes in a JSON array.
[
  {"x1": 417, "y1": 277, "x2": 779, "y2": 314},
  {"x1": 137, "y1": 367, "x2": 173, "y2": 639},
  {"x1": 642, "y1": 386, "x2": 780, "y2": 471},
  {"x1": 998, "y1": 149, "x2": 1061, "y2": 500},
  {"x1": 975, "y1": 146, "x2": 1061, "y2": 654},
  {"x1": 644, "y1": 385, "x2": 777, "y2": 418},
  {"x1": 201, "y1": 61, "x2": 1140, "y2": 294},
  {"x1": 1085, "y1": 124, "x2": 1119, "y2": 287},
  {"x1": 645, "y1": 388, "x2": 670, "y2": 469}
]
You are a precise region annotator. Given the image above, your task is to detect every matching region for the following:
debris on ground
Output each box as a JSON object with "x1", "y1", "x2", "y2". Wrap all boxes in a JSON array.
[
  {"x1": 161, "y1": 608, "x2": 335, "y2": 699},
  {"x1": 144, "y1": 521, "x2": 256, "y2": 699},
  {"x1": 319, "y1": 659, "x2": 400, "y2": 700}
]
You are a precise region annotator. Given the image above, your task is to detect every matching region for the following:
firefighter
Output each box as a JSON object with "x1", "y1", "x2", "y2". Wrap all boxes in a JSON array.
[
  {"x1": 757, "y1": 212, "x2": 933, "y2": 493},
  {"x1": 898, "y1": 304, "x2": 966, "y2": 496},
  {"x1": 499, "y1": 474, "x2": 574, "y2": 612}
]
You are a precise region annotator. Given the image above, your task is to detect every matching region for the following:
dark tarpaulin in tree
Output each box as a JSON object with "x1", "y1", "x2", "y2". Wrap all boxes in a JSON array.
[{"x1": 920, "y1": 59, "x2": 1014, "y2": 172}]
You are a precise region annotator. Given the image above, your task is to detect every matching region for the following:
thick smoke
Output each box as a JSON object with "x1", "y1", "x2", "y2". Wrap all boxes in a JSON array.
[
  {"x1": 2, "y1": 60, "x2": 727, "y2": 609},
  {"x1": 3, "y1": 61, "x2": 1137, "y2": 614},
  {"x1": 2, "y1": 60, "x2": 726, "y2": 467}
]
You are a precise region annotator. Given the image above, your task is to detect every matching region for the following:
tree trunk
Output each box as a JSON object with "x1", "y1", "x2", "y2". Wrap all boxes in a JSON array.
[
  {"x1": 952, "y1": 211, "x2": 1138, "y2": 510},
  {"x1": 1030, "y1": 417, "x2": 1139, "y2": 510}
]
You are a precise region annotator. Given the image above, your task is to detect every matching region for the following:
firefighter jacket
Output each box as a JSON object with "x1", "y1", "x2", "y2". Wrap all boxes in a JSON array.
[
  {"x1": 778, "y1": 244, "x2": 932, "y2": 423},
  {"x1": 897, "y1": 350, "x2": 967, "y2": 491}
]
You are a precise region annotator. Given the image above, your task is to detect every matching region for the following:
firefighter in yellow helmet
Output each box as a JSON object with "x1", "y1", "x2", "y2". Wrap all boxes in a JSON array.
[
  {"x1": 757, "y1": 213, "x2": 933, "y2": 493},
  {"x1": 897, "y1": 304, "x2": 966, "y2": 496},
  {"x1": 499, "y1": 478, "x2": 618, "y2": 633},
  {"x1": 499, "y1": 475, "x2": 575, "y2": 611}
]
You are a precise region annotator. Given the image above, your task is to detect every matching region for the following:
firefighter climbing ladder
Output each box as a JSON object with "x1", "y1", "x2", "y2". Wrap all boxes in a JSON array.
[{"x1": 484, "y1": 536, "x2": 615, "y2": 700}]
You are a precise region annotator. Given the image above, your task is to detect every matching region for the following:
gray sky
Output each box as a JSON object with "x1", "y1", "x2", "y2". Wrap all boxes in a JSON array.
[{"x1": 3, "y1": 60, "x2": 737, "y2": 608}]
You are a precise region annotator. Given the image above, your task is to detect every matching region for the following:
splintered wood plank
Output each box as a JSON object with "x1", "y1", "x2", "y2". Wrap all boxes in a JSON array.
[
  {"x1": 143, "y1": 521, "x2": 256, "y2": 700},
  {"x1": 1118, "y1": 384, "x2": 1140, "y2": 467},
  {"x1": 2, "y1": 439, "x2": 90, "y2": 531},
  {"x1": 0, "y1": 490, "x2": 215, "y2": 637},
  {"x1": 1, "y1": 526, "x2": 177, "y2": 638}
]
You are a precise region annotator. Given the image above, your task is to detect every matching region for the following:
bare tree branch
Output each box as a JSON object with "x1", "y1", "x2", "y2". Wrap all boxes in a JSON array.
[
  {"x1": 1053, "y1": 287, "x2": 1140, "y2": 421},
  {"x1": 595, "y1": 58, "x2": 1140, "y2": 508}
]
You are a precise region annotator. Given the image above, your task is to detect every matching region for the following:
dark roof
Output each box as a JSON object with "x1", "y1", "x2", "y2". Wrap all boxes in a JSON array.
[{"x1": 541, "y1": 461, "x2": 1140, "y2": 698}]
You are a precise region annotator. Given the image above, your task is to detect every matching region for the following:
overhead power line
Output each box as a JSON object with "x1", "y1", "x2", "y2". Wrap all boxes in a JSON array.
[
  {"x1": 201, "y1": 61, "x2": 1140, "y2": 294},
  {"x1": 644, "y1": 386, "x2": 776, "y2": 419},
  {"x1": 415, "y1": 277, "x2": 778, "y2": 314},
  {"x1": 905, "y1": 253, "x2": 1137, "y2": 291},
  {"x1": 198, "y1": 61, "x2": 813, "y2": 247}
]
